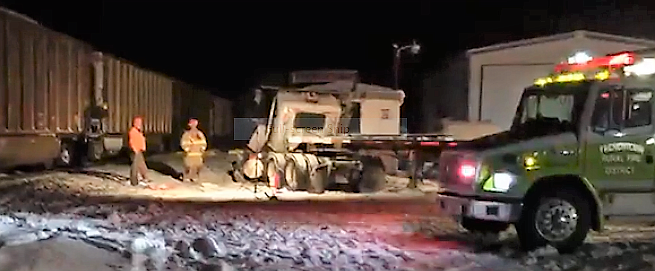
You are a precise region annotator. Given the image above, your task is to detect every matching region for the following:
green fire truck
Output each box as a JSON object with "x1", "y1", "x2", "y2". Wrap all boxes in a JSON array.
[{"x1": 436, "y1": 49, "x2": 655, "y2": 253}]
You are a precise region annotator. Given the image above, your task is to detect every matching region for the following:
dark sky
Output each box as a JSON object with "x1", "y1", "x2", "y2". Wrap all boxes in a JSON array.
[{"x1": 0, "y1": 0, "x2": 654, "y2": 100}]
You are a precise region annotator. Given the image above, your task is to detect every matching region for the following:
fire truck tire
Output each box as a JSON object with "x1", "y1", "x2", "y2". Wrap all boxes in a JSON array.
[
  {"x1": 308, "y1": 167, "x2": 328, "y2": 194},
  {"x1": 515, "y1": 187, "x2": 591, "y2": 254},
  {"x1": 359, "y1": 156, "x2": 386, "y2": 193},
  {"x1": 284, "y1": 158, "x2": 307, "y2": 191},
  {"x1": 461, "y1": 217, "x2": 509, "y2": 234}
]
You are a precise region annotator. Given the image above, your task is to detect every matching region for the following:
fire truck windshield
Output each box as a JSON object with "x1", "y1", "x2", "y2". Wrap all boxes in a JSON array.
[{"x1": 511, "y1": 83, "x2": 589, "y2": 137}]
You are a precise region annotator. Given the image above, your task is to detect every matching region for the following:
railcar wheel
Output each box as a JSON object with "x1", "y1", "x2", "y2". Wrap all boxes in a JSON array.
[{"x1": 56, "y1": 142, "x2": 74, "y2": 167}]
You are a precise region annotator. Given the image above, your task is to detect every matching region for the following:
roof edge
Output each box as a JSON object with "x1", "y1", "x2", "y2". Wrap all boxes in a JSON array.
[
  {"x1": 466, "y1": 30, "x2": 655, "y2": 56},
  {"x1": 0, "y1": 7, "x2": 39, "y2": 25},
  {"x1": 466, "y1": 31, "x2": 578, "y2": 56}
]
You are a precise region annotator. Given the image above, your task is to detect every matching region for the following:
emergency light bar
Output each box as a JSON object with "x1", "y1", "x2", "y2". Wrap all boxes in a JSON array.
[
  {"x1": 555, "y1": 52, "x2": 635, "y2": 72},
  {"x1": 534, "y1": 51, "x2": 655, "y2": 86},
  {"x1": 534, "y1": 71, "x2": 608, "y2": 86}
]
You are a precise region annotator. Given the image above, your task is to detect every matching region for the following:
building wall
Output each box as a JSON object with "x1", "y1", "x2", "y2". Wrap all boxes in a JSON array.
[
  {"x1": 420, "y1": 52, "x2": 469, "y2": 133},
  {"x1": 468, "y1": 36, "x2": 654, "y2": 131}
]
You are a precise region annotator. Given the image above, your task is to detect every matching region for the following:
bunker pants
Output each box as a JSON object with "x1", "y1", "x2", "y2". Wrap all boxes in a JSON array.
[{"x1": 183, "y1": 155, "x2": 204, "y2": 182}]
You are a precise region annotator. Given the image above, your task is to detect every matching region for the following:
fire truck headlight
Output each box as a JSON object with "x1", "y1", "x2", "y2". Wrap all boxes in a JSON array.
[{"x1": 483, "y1": 172, "x2": 516, "y2": 192}]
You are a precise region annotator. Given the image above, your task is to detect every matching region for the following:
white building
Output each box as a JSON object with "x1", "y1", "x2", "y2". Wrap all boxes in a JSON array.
[{"x1": 467, "y1": 30, "x2": 655, "y2": 131}]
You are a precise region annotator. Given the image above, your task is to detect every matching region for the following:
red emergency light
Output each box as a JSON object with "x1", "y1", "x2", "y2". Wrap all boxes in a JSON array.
[{"x1": 554, "y1": 52, "x2": 636, "y2": 73}]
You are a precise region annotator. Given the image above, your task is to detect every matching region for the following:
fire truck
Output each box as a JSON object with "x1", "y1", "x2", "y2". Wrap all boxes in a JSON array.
[{"x1": 435, "y1": 49, "x2": 655, "y2": 253}]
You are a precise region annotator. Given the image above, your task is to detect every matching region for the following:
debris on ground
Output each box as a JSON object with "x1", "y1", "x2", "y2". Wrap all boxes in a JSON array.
[{"x1": 0, "y1": 151, "x2": 654, "y2": 271}]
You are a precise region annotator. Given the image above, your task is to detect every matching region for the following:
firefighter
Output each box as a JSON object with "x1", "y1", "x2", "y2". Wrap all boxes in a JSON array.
[
  {"x1": 128, "y1": 116, "x2": 149, "y2": 186},
  {"x1": 180, "y1": 118, "x2": 207, "y2": 182}
]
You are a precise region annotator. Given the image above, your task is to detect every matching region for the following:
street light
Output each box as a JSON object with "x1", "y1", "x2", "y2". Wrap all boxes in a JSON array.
[
  {"x1": 392, "y1": 40, "x2": 421, "y2": 189},
  {"x1": 393, "y1": 40, "x2": 421, "y2": 90}
]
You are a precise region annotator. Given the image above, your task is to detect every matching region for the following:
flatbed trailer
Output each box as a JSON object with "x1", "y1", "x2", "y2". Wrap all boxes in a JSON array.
[
  {"x1": 231, "y1": 70, "x2": 481, "y2": 193},
  {"x1": 341, "y1": 133, "x2": 464, "y2": 180}
]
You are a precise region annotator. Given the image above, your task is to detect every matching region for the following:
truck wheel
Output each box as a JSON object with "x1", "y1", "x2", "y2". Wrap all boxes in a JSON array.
[
  {"x1": 284, "y1": 158, "x2": 306, "y2": 191},
  {"x1": 461, "y1": 217, "x2": 510, "y2": 234},
  {"x1": 359, "y1": 156, "x2": 386, "y2": 193},
  {"x1": 308, "y1": 167, "x2": 328, "y2": 194},
  {"x1": 515, "y1": 187, "x2": 591, "y2": 253},
  {"x1": 229, "y1": 161, "x2": 247, "y2": 183},
  {"x1": 265, "y1": 159, "x2": 283, "y2": 188}
]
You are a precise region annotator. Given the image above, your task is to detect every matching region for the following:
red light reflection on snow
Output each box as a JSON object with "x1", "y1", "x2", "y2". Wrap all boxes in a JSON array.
[{"x1": 216, "y1": 199, "x2": 467, "y2": 252}]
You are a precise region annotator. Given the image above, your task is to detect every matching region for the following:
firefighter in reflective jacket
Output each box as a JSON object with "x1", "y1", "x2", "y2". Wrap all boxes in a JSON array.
[{"x1": 180, "y1": 118, "x2": 207, "y2": 182}]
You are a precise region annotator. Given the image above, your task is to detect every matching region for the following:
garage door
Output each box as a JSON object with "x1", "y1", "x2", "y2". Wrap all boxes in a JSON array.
[{"x1": 480, "y1": 64, "x2": 554, "y2": 131}]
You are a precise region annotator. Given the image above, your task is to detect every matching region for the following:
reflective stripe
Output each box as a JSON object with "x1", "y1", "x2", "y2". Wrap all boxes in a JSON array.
[{"x1": 186, "y1": 152, "x2": 203, "y2": 156}]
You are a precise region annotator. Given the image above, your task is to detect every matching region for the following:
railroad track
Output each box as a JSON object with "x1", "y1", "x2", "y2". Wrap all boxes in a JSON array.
[{"x1": 0, "y1": 168, "x2": 131, "y2": 189}]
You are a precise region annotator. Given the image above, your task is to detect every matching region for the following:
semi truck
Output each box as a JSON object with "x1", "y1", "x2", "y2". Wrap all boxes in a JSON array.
[
  {"x1": 229, "y1": 70, "x2": 502, "y2": 193},
  {"x1": 435, "y1": 49, "x2": 655, "y2": 253},
  {"x1": 0, "y1": 8, "x2": 233, "y2": 170},
  {"x1": 230, "y1": 70, "x2": 414, "y2": 193}
]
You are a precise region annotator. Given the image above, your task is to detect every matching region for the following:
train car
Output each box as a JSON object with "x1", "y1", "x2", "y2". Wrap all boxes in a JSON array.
[
  {"x1": 0, "y1": 8, "x2": 95, "y2": 168},
  {"x1": 208, "y1": 94, "x2": 234, "y2": 150},
  {"x1": 0, "y1": 8, "x2": 233, "y2": 169},
  {"x1": 99, "y1": 53, "x2": 174, "y2": 157},
  {"x1": 171, "y1": 83, "x2": 233, "y2": 151}
]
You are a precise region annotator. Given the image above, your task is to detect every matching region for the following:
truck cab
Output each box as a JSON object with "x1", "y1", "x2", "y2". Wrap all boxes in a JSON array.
[{"x1": 437, "y1": 50, "x2": 655, "y2": 253}]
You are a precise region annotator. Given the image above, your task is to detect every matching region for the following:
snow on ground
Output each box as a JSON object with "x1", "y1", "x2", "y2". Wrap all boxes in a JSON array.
[{"x1": 0, "y1": 150, "x2": 655, "y2": 270}]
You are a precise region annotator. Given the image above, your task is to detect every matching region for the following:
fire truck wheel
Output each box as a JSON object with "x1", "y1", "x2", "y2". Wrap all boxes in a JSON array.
[
  {"x1": 308, "y1": 167, "x2": 328, "y2": 194},
  {"x1": 461, "y1": 217, "x2": 509, "y2": 234},
  {"x1": 284, "y1": 158, "x2": 307, "y2": 191},
  {"x1": 359, "y1": 156, "x2": 386, "y2": 193},
  {"x1": 515, "y1": 187, "x2": 591, "y2": 254}
]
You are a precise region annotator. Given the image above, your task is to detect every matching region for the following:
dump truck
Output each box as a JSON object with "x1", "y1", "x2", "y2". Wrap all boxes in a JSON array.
[{"x1": 435, "y1": 49, "x2": 655, "y2": 253}]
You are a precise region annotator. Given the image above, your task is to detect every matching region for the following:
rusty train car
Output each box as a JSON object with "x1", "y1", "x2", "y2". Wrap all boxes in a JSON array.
[{"x1": 0, "y1": 8, "x2": 233, "y2": 169}]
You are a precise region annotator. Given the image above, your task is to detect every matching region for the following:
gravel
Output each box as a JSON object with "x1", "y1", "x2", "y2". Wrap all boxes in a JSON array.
[{"x1": 1, "y1": 153, "x2": 655, "y2": 271}]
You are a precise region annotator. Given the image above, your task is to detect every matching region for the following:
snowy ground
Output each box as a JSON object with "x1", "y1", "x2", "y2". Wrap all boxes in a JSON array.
[{"x1": 0, "y1": 151, "x2": 655, "y2": 270}]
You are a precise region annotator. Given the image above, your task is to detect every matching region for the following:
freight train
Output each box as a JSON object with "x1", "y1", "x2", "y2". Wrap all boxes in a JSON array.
[{"x1": 0, "y1": 8, "x2": 233, "y2": 169}]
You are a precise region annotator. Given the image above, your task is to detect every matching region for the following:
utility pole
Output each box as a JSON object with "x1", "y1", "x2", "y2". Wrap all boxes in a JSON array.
[{"x1": 392, "y1": 40, "x2": 422, "y2": 189}]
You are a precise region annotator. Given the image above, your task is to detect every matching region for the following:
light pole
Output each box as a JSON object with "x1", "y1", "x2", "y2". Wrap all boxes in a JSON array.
[
  {"x1": 392, "y1": 40, "x2": 421, "y2": 189},
  {"x1": 392, "y1": 40, "x2": 421, "y2": 90}
]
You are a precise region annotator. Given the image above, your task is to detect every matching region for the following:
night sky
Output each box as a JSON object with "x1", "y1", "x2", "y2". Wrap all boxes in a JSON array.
[{"x1": 0, "y1": 0, "x2": 654, "y2": 102}]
